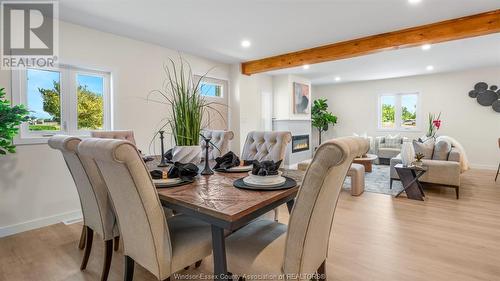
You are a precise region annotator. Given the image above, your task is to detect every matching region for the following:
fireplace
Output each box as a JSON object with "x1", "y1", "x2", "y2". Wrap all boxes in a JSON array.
[{"x1": 292, "y1": 135, "x2": 310, "y2": 153}]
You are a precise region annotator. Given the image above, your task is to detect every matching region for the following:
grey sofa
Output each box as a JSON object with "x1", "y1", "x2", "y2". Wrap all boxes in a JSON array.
[
  {"x1": 372, "y1": 135, "x2": 408, "y2": 164},
  {"x1": 390, "y1": 146, "x2": 462, "y2": 199}
]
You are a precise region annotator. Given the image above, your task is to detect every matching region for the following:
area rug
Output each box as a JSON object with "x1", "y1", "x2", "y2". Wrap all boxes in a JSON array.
[{"x1": 343, "y1": 164, "x2": 403, "y2": 196}]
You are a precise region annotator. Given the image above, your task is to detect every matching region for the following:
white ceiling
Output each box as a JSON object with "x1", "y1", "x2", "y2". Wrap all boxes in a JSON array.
[
  {"x1": 268, "y1": 33, "x2": 500, "y2": 85},
  {"x1": 57, "y1": 0, "x2": 500, "y2": 64}
]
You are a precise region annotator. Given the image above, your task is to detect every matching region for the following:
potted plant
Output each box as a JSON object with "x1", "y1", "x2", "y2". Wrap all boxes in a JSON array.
[
  {"x1": 311, "y1": 98, "x2": 337, "y2": 145},
  {"x1": 149, "y1": 57, "x2": 220, "y2": 163},
  {"x1": 413, "y1": 153, "x2": 425, "y2": 168},
  {"x1": 0, "y1": 87, "x2": 29, "y2": 156}
]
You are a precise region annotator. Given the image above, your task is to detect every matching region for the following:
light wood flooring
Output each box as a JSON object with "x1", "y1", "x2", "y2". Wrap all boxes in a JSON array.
[{"x1": 0, "y1": 169, "x2": 499, "y2": 281}]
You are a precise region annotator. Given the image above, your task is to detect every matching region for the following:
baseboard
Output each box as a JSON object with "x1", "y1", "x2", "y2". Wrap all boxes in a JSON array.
[
  {"x1": 469, "y1": 163, "x2": 498, "y2": 170},
  {"x1": 0, "y1": 209, "x2": 82, "y2": 238}
]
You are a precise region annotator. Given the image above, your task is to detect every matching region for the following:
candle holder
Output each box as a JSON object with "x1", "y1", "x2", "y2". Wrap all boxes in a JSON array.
[
  {"x1": 158, "y1": 130, "x2": 169, "y2": 167},
  {"x1": 200, "y1": 136, "x2": 214, "y2": 175}
]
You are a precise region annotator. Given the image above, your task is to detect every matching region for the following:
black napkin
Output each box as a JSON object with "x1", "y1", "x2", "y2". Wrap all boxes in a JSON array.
[
  {"x1": 164, "y1": 148, "x2": 173, "y2": 163},
  {"x1": 214, "y1": 151, "x2": 241, "y2": 170},
  {"x1": 251, "y1": 160, "x2": 282, "y2": 176},
  {"x1": 150, "y1": 170, "x2": 163, "y2": 179},
  {"x1": 167, "y1": 162, "x2": 199, "y2": 181}
]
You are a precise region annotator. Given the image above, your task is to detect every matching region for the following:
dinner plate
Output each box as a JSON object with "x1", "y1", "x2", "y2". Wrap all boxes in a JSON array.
[
  {"x1": 153, "y1": 178, "x2": 193, "y2": 188},
  {"x1": 243, "y1": 175, "x2": 286, "y2": 187},
  {"x1": 215, "y1": 165, "x2": 253, "y2": 173}
]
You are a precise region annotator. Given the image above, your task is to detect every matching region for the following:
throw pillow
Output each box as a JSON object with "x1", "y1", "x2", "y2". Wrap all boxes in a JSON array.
[
  {"x1": 413, "y1": 139, "x2": 434, "y2": 159},
  {"x1": 432, "y1": 139, "x2": 452, "y2": 160}
]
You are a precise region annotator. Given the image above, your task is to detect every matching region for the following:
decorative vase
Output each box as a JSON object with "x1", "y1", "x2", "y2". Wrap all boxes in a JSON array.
[
  {"x1": 400, "y1": 142, "x2": 415, "y2": 167},
  {"x1": 172, "y1": 146, "x2": 202, "y2": 164}
]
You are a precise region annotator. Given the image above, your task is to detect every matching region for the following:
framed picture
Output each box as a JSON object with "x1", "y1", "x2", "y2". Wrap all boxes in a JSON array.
[{"x1": 293, "y1": 82, "x2": 310, "y2": 114}]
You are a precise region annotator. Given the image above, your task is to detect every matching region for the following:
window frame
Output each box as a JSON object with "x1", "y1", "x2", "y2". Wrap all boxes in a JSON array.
[
  {"x1": 199, "y1": 80, "x2": 224, "y2": 98},
  {"x1": 11, "y1": 65, "x2": 112, "y2": 144},
  {"x1": 377, "y1": 92, "x2": 421, "y2": 132}
]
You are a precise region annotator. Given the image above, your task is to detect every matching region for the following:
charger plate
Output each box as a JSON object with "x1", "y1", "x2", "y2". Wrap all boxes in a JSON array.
[
  {"x1": 153, "y1": 178, "x2": 194, "y2": 188},
  {"x1": 233, "y1": 176, "x2": 297, "y2": 191}
]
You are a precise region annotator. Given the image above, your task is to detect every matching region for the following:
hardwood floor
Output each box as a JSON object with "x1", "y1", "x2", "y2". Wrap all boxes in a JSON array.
[{"x1": 0, "y1": 169, "x2": 499, "y2": 281}]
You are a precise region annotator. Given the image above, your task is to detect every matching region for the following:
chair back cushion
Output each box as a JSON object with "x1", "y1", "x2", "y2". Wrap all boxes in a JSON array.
[
  {"x1": 284, "y1": 136, "x2": 369, "y2": 276},
  {"x1": 241, "y1": 131, "x2": 292, "y2": 163},
  {"x1": 48, "y1": 135, "x2": 117, "y2": 240},
  {"x1": 78, "y1": 138, "x2": 171, "y2": 279},
  {"x1": 200, "y1": 130, "x2": 234, "y2": 160},
  {"x1": 91, "y1": 130, "x2": 137, "y2": 145}
]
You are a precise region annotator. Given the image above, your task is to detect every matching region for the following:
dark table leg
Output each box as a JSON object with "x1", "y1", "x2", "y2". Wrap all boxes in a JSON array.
[
  {"x1": 286, "y1": 199, "x2": 295, "y2": 214},
  {"x1": 395, "y1": 168, "x2": 426, "y2": 201},
  {"x1": 211, "y1": 225, "x2": 228, "y2": 280}
]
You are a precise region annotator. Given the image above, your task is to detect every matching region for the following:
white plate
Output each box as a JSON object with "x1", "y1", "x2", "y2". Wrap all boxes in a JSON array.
[
  {"x1": 153, "y1": 178, "x2": 182, "y2": 186},
  {"x1": 243, "y1": 175, "x2": 286, "y2": 187},
  {"x1": 227, "y1": 165, "x2": 253, "y2": 172}
]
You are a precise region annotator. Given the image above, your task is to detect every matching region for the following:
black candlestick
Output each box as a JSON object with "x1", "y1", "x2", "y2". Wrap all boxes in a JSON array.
[
  {"x1": 158, "y1": 131, "x2": 169, "y2": 167},
  {"x1": 200, "y1": 136, "x2": 214, "y2": 175}
]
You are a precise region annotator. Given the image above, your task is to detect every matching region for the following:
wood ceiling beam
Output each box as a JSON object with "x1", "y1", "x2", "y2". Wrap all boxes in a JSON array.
[{"x1": 241, "y1": 9, "x2": 500, "y2": 75}]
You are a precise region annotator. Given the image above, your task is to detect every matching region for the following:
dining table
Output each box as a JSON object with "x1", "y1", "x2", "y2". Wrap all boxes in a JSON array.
[{"x1": 147, "y1": 158, "x2": 304, "y2": 279}]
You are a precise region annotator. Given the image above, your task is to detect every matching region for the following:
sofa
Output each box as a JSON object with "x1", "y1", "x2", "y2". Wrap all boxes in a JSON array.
[
  {"x1": 390, "y1": 139, "x2": 462, "y2": 199},
  {"x1": 372, "y1": 135, "x2": 408, "y2": 164}
]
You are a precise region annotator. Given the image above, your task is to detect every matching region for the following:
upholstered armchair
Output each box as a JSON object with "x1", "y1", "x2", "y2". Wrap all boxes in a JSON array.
[
  {"x1": 91, "y1": 130, "x2": 137, "y2": 145},
  {"x1": 78, "y1": 138, "x2": 212, "y2": 281},
  {"x1": 224, "y1": 137, "x2": 369, "y2": 280},
  {"x1": 241, "y1": 131, "x2": 292, "y2": 163},
  {"x1": 48, "y1": 135, "x2": 119, "y2": 281},
  {"x1": 200, "y1": 130, "x2": 234, "y2": 160}
]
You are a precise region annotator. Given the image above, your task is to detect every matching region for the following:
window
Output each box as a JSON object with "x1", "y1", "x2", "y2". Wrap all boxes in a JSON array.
[
  {"x1": 378, "y1": 93, "x2": 420, "y2": 131},
  {"x1": 200, "y1": 81, "x2": 223, "y2": 98},
  {"x1": 12, "y1": 65, "x2": 111, "y2": 143}
]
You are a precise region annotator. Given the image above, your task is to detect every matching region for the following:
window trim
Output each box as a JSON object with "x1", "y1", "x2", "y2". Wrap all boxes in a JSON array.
[
  {"x1": 11, "y1": 65, "x2": 112, "y2": 145},
  {"x1": 377, "y1": 92, "x2": 421, "y2": 132}
]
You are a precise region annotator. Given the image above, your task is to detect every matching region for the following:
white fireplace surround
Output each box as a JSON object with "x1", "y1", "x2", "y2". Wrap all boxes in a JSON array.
[{"x1": 273, "y1": 119, "x2": 312, "y2": 167}]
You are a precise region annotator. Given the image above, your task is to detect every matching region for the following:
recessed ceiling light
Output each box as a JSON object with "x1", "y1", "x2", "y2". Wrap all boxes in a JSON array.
[
  {"x1": 241, "y1": 40, "x2": 251, "y2": 48},
  {"x1": 334, "y1": 76, "x2": 341, "y2": 82},
  {"x1": 421, "y1": 44, "x2": 431, "y2": 51},
  {"x1": 408, "y1": 0, "x2": 421, "y2": 4},
  {"x1": 426, "y1": 65, "x2": 434, "y2": 71},
  {"x1": 303, "y1": 64, "x2": 310, "y2": 70}
]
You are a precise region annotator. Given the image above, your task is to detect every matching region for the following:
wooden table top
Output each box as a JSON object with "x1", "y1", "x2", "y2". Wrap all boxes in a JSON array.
[{"x1": 147, "y1": 158, "x2": 304, "y2": 224}]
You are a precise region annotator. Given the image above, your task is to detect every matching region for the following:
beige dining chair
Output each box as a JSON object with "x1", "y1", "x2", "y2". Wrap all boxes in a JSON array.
[
  {"x1": 241, "y1": 131, "x2": 292, "y2": 163},
  {"x1": 78, "y1": 138, "x2": 212, "y2": 281},
  {"x1": 241, "y1": 131, "x2": 292, "y2": 221},
  {"x1": 91, "y1": 130, "x2": 137, "y2": 145},
  {"x1": 48, "y1": 135, "x2": 119, "y2": 281},
  {"x1": 496, "y1": 138, "x2": 499, "y2": 182},
  {"x1": 224, "y1": 136, "x2": 369, "y2": 280},
  {"x1": 200, "y1": 130, "x2": 234, "y2": 160}
]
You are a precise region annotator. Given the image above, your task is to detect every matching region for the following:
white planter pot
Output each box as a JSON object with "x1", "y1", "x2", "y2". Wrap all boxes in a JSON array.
[
  {"x1": 400, "y1": 142, "x2": 415, "y2": 167},
  {"x1": 172, "y1": 145, "x2": 202, "y2": 164}
]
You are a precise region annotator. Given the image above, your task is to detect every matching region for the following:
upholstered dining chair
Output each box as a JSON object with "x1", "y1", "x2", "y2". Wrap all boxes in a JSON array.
[
  {"x1": 241, "y1": 131, "x2": 292, "y2": 221},
  {"x1": 91, "y1": 130, "x2": 137, "y2": 145},
  {"x1": 496, "y1": 138, "x2": 499, "y2": 182},
  {"x1": 200, "y1": 130, "x2": 234, "y2": 160},
  {"x1": 241, "y1": 131, "x2": 292, "y2": 163},
  {"x1": 224, "y1": 136, "x2": 369, "y2": 280},
  {"x1": 48, "y1": 135, "x2": 119, "y2": 281},
  {"x1": 78, "y1": 138, "x2": 212, "y2": 281}
]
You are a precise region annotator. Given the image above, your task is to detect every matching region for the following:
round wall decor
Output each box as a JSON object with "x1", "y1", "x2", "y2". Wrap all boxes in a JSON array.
[
  {"x1": 493, "y1": 100, "x2": 500, "y2": 113},
  {"x1": 468, "y1": 82, "x2": 500, "y2": 113}
]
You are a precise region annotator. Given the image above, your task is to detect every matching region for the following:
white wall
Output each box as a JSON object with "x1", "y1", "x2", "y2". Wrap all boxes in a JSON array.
[
  {"x1": 0, "y1": 21, "x2": 229, "y2": 236},
  {"x1": 313, "y1": 66, "x2": 500, "y2": 169},
  {"x1": 229, "y1": 65, "x2": 273, "y2": 153}
]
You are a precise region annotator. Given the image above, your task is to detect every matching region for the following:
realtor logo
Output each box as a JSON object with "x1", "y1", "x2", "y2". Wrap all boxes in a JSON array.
[{"x1": 1, "y1": 1, "x2": 58, "y2": 69}]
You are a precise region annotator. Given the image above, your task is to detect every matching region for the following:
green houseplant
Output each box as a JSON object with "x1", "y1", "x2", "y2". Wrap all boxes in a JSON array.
[
  {"x1": 149, "y1": 57, "x2": 221, "y2": 163},
  {"x1": 0, "y1": 88, "x2": 29, "y2": 155},
  {"x1": 311, "y1": 98, "x2": 337, "y2": 145}
]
